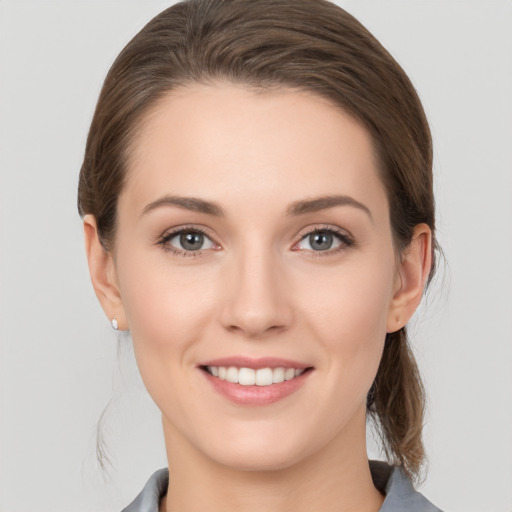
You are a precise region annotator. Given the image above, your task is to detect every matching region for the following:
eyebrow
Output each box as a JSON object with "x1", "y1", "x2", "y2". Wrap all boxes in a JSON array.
[
  {"x1": 141, "y1": 196, "x2": 225, "y2": 217},
  {"x1": 286, "y1": 195, "x2": 372, "y2": 220},
  {"x1": 141, "y1": 193, "x2": 372, "y2": 220}
]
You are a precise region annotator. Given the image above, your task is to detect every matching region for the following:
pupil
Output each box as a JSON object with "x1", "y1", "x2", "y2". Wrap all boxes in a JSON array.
[
  {"x1": 180, "y1": 232, "x2": 203, "y2": 251},
  {"x1": 310, "y1": 232, "x2": 333, "y2": 251}
]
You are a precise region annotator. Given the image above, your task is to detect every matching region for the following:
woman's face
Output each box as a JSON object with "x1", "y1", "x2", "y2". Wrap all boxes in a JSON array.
[{"x1": 103, "y1": 84, "x2": 406, "y2": 471}]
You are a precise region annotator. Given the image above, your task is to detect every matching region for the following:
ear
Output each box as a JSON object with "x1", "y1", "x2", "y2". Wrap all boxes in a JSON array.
[
  {"x1": 386, "y1": 223, "x2": 432, "y2": 333},
  {"x1": 83, "y1": 215, "x2": 127, "y2": 330}
]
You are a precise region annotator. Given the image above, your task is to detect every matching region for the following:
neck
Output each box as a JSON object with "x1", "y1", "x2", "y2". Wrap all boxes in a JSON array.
[{"x1": 160, "y1": 411, "x2": 384, "y2": 512}]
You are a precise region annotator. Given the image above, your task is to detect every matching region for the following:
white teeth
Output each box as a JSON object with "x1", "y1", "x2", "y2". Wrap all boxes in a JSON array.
[
  {"x1": 208, "y1": 366, "x2": 306, "y2": 386},
  {"x1": 226, "y1": 366, "x2": 239, "y2": 383},
  {"x1": 284, "y1": 368, "x2": 295, "y2": 381},
  {"x1": 255, "y1": 368, "x2": 273, "y2": 386},
  {"x1": 272, "y1": 367, "x2": 285, "y2": 384},
  {"x1": 238, "y1": 367, "x2": 256, "y2": 385}
]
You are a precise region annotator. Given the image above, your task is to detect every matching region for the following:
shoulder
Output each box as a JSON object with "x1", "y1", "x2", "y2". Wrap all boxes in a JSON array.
[
  {"x1": 120, "y1": 468, "x2": 168, "y2": 512},
  {"x1": 370, "y1": 460, "x2": 443, "y2": 512}
]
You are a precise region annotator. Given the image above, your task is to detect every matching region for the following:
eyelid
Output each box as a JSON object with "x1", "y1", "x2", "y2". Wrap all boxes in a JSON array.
[
  {"x1": 292, "y1": 224, "x2": 354, "y2": 253},
  {"x1": 155, "y1": 223, "x2": 353, "y2": 257},
  {"x1": 157, "y1": 224, "x2": 221, "y2": 256}
]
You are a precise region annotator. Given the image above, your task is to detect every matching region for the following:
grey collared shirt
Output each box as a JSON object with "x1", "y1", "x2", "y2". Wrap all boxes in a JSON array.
[{"x1": 121, "y1": 461, "x2": 442, "y2": 512}]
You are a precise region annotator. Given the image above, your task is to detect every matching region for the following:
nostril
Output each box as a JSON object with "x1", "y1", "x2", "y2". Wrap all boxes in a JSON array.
[{"x1": 225, "y1": 322, "x2": 287, "y2": 338}]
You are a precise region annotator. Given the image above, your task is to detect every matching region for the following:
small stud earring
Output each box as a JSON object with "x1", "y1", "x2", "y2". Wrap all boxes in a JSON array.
[{"x1": 111, "y1": 318, "x2": 119, "y2": 330}]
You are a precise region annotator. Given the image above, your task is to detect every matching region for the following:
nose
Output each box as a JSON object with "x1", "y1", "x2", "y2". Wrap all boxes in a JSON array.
[{"x1": 219, "y1": 248, "x2": 293, "y2": 338}]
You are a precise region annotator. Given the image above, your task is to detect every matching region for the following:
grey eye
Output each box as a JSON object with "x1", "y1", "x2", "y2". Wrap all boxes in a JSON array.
[
  {"x1": 308, "y1": 232, "x2": 334, "y2": 251},
  {"x1": 179, "y1": 232, "x2": 205, "y2": 251},
  {"x1": 167, "y1": 230, "x2": 215, "y2": 252},
  {"x1": 296, "y1": 229, "x2": 349, "y2": 252}
]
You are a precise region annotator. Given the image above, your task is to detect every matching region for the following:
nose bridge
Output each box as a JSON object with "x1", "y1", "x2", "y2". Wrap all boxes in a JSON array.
[{"x1": 220, "y1": 240, "x2": 292, "y2": 337}]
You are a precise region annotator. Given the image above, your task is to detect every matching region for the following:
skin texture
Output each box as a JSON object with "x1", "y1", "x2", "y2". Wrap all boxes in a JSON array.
[{"x1": 84, "y1": 84, "x2": 431, "y2": 512}]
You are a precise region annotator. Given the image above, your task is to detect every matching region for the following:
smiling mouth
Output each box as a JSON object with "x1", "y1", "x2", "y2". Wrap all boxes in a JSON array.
[{"x1": 201, "y1": 366, "x2": 311, "y2": 386}]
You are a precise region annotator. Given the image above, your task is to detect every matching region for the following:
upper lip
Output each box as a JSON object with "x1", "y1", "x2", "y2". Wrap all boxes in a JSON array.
[{"x1": 198, "y1": 356, "x2": 312, "y2": 370}]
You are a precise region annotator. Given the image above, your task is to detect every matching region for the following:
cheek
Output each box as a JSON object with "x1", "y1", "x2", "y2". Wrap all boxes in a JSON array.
[
  {"x1": 296, "y1": 254, "x2": 395, "y2": 374},
  {"x1": 114, "y1": 250, "x2": 217, "y2": 387}
]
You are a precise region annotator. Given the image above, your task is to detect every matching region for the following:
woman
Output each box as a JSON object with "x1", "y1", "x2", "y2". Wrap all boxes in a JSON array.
[{"x1": 78, "y1": 0, "x2": 442, "y2": 510}]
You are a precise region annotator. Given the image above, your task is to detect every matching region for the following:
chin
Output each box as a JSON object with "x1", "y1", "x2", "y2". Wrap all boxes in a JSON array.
[
  {"x1": 201, "y1": 431, "x2": 316, "y2": 473},
  {"x1": 215, "y1": 450, "x2": 304, "y2": 473}
]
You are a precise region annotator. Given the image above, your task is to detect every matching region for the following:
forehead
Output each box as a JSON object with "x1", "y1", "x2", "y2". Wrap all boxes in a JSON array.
[{"x1": 123, "y1": 83, "x2": 387, "y2": 217}]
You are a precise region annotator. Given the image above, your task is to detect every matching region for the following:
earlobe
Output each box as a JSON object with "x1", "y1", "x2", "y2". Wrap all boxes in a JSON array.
[
  {"x1": 83, "y1": 215, "x2": 127, "y2": 330},
  {"x1": 386, "y1": 224, "x2": 432, "y2": 333}
]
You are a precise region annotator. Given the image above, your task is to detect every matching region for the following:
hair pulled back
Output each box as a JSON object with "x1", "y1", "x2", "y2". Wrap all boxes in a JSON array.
[{"x1": 78, "y1": 0, "x2": 437, "y2": 480}]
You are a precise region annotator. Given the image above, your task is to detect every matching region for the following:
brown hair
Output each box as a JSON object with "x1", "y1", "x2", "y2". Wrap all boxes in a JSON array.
[{"x1": 78, "y1": 0, "x2": 437, "y2": 480}]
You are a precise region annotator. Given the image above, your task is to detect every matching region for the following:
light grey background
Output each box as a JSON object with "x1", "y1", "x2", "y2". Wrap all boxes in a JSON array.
[{"x1": 1, "y1": 1, "x2": 511, "y2": 511}]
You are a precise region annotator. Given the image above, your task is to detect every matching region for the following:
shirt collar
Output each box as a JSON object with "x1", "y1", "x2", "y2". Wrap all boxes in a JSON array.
[{"x1": 122, "y1": 461, "x2": 441, "y2": 512}]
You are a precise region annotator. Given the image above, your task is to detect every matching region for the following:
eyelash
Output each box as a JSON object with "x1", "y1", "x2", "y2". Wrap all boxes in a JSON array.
[
  {"x1": 295, "y1": 225, "x2": 354, "y2": 257},
  {"x1": 157, "y1": 226, "x2": 215, "y2": 258},
  {"x1": 156, "y1": 224, "x2": 354, "y2": 258}
]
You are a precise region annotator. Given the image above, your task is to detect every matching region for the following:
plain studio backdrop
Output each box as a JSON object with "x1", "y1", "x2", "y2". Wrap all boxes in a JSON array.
[{"x1": 0, "y1": 1, "x2": 511, "y2": 511}]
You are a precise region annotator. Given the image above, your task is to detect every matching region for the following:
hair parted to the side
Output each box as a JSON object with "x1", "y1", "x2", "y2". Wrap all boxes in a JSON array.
[{"x1": 78, "y1": 0, "x2": 437, "y2": 480}]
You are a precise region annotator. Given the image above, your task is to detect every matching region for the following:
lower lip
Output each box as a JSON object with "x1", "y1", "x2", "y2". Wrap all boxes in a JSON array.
[{"x1": 202, "y1": 369, "x2": 311, "y2": 406}]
